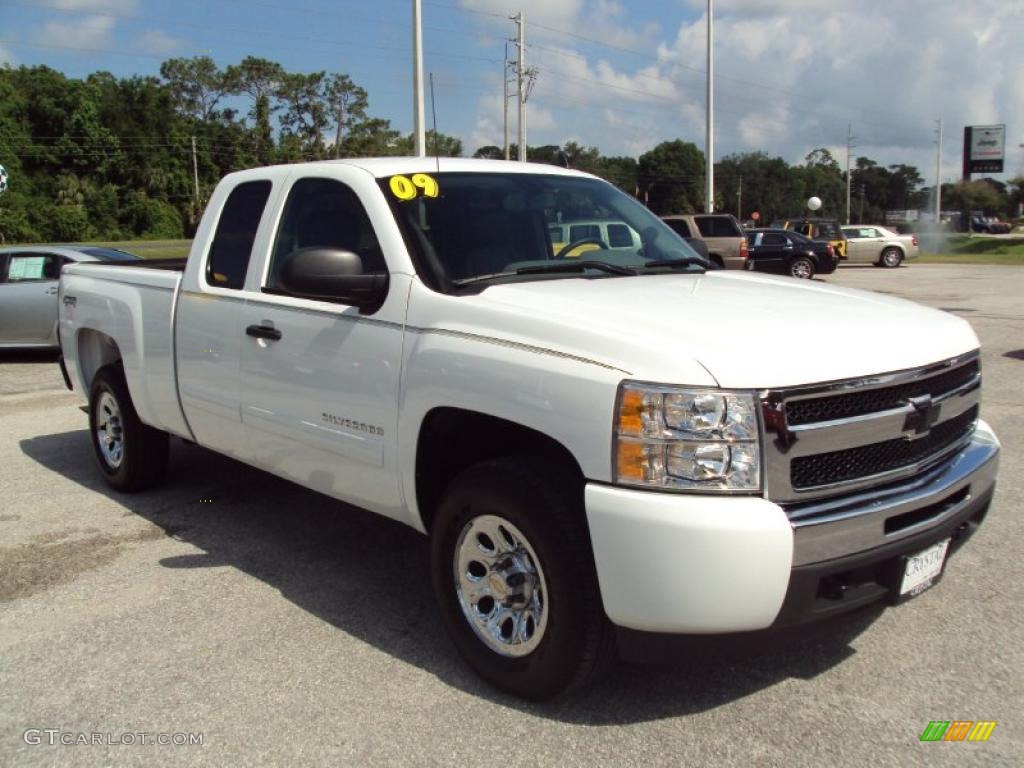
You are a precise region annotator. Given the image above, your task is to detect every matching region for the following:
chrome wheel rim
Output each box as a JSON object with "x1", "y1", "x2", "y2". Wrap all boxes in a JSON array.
[
  {"x1": 883, "y1": 250, "x2": 900, "y2": 267},
  {"x1": 453, "y1": 514, "x2": 549, "y2": 657},
  {"x1": 791, "y1": 259, "x2": 812, "y2": 279},
  {"x1": 95, "y1": 391, "x2": 124, "y2": 469}
]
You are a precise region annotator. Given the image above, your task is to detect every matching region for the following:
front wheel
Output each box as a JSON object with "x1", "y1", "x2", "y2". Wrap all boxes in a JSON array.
[
  {"x1": 788, "y1": 256, "x2": 815, "y2": 279},
  {"x1": 430, "y1": 459, "x2": 614, "y2": 699},
  {"x1": 89, "y1": 365, "x2": 169, "y2": 492},
  {"x1": 879, "y1": 247, "x2": 903, "y2": 268}
]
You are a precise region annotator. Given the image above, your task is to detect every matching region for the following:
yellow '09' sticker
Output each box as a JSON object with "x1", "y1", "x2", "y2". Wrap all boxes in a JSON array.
[{"x1": 389, "y1": 173, "x2": 439, "y2": 200}]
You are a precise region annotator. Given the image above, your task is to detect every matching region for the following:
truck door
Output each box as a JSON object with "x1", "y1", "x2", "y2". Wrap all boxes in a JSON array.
[
  {"x1": 238, "y1": 173, "x2": 407, "y2": 519},
  {"x1": 176, "y1": 179, "x2": 275, "y2": 459}
]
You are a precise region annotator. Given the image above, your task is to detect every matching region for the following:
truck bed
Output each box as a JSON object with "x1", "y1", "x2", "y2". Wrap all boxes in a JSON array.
[{"x1": 60, "y1": 261, "x2": 190, "y2": 439}]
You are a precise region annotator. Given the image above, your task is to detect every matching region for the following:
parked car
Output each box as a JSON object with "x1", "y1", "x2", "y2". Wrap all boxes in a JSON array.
[
  {"x1": 969, "y1": 214, "x2": 1011, "y2": 234},
  {"x1": 771, "y1": 217, "x2": 847, "y2": 259},
  {"x1": 840, "y1": 225, "x2": 920, "y2": 267},
  {"x1": 744, "y1": 228, "x2": 837, "y2": 278},
  {"x1": 59, "y1": 158, "x2": 998, "y2": 699},
  {"x1": 547, "y1": 219, "x2": 641, "y2": 258},
  {"x1": 0, "y1": 245, "x2": 139, "y2": 349},
  {"x1": 660, "y1": 213, "x2": 749, "y2": 269}
]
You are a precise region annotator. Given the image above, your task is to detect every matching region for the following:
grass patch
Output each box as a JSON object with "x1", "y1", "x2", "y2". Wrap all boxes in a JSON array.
[
  {"x1": 918, "y1": 236, "x2": 1024, "y2": 265},
  {"x1": 86, "y1": 239, "x2": 192, "y2": 259}
]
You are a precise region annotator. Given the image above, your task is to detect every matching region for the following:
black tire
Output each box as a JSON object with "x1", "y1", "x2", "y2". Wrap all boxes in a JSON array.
[
  {"x1": 879, "y1": 247, "x2": 903, "y2": 268},
  {"x1": 430, "y1": 458, "x2": 614, "y2": 700},
  {"x1": 787, "y1": 255, "x2": 815, "y2": 279},
  {"x1": 89, "y1": 365, "x2": 169, "y2": 492}
]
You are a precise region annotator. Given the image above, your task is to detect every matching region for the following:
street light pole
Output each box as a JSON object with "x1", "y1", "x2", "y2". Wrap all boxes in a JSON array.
[
  {"x1": 413, "y1": 0, "x2": 426, "y2": 157},
  {"x1": 934, "y1": 118, "x2": 943, "y2": 225},
  {"x1": 705, "y1": 0, "x2": 714, "y2": 212}
]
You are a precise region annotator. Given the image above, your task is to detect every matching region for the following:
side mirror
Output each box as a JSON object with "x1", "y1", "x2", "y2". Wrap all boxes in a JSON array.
[
  {"x1": 277, "y1": 247, "x2": 388, "y2": 309},
  {"x1": 683, "y1": 237, "x2": 710, "y2": 260}
]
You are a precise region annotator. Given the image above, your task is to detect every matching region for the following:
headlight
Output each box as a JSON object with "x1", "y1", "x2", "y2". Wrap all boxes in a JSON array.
[{"x1": 614, "y1": 382, "x2": 762, "y2": 492}]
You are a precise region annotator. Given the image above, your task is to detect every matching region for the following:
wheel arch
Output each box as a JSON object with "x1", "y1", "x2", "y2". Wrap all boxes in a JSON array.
[
  {"x1": 415, "y1": 407, "x2": 585, "y2": 534},
  {"x1": 77, "y1": 328, "x2": 123, "y2": 391}
]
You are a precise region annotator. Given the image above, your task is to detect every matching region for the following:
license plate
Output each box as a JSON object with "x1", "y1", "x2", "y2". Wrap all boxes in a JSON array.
[{"x1": 900, "y1": 539, "x2": 950, "y2": 596}]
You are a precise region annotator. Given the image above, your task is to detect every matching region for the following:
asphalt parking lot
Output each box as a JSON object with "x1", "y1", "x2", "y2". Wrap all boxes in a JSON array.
[{"x1": 1, "y1": 263, "x2": 1022, "y2": 767}]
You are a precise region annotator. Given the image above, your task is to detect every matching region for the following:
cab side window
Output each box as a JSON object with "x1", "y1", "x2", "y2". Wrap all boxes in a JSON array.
[
  {"x1": 267, "y1": 177, "x2": 386, "y2": 291},
  {"x1": 206, "y1": 180, "x2": 272, "y2": 290}
]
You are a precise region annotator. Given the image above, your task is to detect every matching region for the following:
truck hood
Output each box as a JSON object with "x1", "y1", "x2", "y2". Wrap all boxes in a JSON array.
[{"x1": 431, "y1": 272, "x2": 978, "y2": 388}]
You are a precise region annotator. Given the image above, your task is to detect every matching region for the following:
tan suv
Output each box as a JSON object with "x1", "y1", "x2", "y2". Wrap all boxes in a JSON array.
[{"x1": 661, "y1": 214, "x2": 748, "y2": 269}]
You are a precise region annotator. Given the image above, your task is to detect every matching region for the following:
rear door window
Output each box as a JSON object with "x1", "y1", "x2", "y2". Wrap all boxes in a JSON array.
[
  {"x1": 694, "y1": 216, "x2": 742, "y2": 237},
  {"x1": 206, "y1": 180, "x2": 272, "y2": 290},
  {"x1": 606, "y1": 224, "x2": 634, "y2": 248},
  {"x1": 5, "y1": 253, "x2": 64, "y2": 282},
  {"x1": 664, "y1": 219, "x2": 692, "y2": 238},
  {"x1": 762, "y1": 233, "x2": 788, "y2": 246},
  {"x1": 568, "y1": 223, "x2": 601, "y2": 242}
]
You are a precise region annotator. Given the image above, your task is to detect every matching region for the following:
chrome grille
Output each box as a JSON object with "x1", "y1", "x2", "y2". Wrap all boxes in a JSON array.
[
  {"x1": 790, "y1": 406, "x2": 978, "y2": 489},
  {"x1": 761, "y1": 352, "x2": 981, "y2": 503},
  {"x1": 785, "y1": 359, "x2": 979, "y2": 426}
]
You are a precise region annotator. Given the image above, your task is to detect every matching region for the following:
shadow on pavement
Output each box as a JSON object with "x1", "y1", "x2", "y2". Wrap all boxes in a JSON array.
[
  {"x1": 0, "y1": 349, "x2": 60, "y2": 364},
  {"x1": 20, "y1": 428, "x2": 883, "y2": 725}
]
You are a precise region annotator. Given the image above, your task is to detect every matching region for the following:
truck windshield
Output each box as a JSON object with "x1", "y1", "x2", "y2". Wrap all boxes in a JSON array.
[{"x1": 381, "y1": 172, "x2": 706, "y2": 289}]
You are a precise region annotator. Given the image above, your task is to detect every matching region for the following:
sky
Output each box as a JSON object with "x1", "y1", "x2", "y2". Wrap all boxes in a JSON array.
[{"x1": 2, "y1": 0, "x2": 1023, "y2": 184}]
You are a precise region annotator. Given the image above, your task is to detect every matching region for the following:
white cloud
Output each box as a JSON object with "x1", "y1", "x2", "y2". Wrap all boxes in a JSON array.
[
  {"x1": 0, "y1": 43, "x2": 16, "y2": 65},
  {"x1": 26, "y1": 0, "x2": 138, "y2": 12},
  {"x1": 34, "y1": 15, "x2": 117, "y2": 50},
  {"x1": 135, "y1": 29, "x2": 184, "y2": 56},
  {"x1": 458, "y1": 0, "x2": 1024, "y2": 179}
]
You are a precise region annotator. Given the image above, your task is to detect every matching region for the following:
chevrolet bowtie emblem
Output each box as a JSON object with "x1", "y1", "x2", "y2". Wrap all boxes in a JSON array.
[{"x1": 902, "y1": 395, "x2": 941, "y2": 439}]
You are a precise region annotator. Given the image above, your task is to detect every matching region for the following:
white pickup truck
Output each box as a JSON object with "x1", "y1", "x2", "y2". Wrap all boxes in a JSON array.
[{"x1": 58, "y1": 158, "x2": 999, "y2": 699}]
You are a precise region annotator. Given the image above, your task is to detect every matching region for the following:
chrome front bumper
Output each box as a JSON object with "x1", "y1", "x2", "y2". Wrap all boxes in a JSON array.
[{"x1": 787, "y1": 420, "x2": 999, "y2": 566}]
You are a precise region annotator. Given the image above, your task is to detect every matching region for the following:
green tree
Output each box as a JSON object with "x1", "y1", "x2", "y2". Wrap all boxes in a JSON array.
[
  {"x1": 225, "y1": 57, "x2": 285, "y2": 165},
  {"x1": 160, "y1": 57, "x2": 230, "y2": 121},
  {"x1": 276, "y1": 71, "x2": 330, "y2": 158},
  {"x1": 638, "y1": 140, "x2": 705, "y2": 214},
  {"x1": 322, "y1": 73, "x2": 368, "y2": 159}
]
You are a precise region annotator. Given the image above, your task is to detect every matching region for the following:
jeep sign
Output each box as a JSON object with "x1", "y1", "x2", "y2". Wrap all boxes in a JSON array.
[{"x1": 963, "y1": 124, "x2": 1005, "y2": 175}]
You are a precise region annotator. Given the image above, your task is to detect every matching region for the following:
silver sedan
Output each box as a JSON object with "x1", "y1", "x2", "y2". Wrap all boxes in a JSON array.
[
  {"x1": 840, "y1": 225, "x2": 920, "y2": 267},
  {"x1": 0, "y1": 245, "x2": 138, "y2": 348}
]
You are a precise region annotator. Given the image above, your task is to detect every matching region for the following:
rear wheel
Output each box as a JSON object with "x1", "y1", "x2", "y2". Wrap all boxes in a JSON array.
[
  {"x1": 89, "y1": 365, "x2": 169, "y2": 492},
  {"x1": 788, "y1": 256, "x2": 815, "y2": 279},
  {"x1": 879, "y1": 247, "x2": 903, "y2": 268},
  {"x1": 430, "y1": 458, "x2": 614, "y2": 700}
]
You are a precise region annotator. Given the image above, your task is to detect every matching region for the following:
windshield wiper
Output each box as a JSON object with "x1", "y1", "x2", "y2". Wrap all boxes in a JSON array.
[
  {"x1": 453, "y1": 260, "x2": 636, "y2": 286},
  {"x1": 516, "y1": 260, "x2": 637, "y2": 276},
  {"x1": 641, "y1": 258, "x2": 708, "y2": 271}
]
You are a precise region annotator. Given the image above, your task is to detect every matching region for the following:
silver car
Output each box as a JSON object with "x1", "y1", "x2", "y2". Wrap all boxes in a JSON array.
[
  {"x1": 0, "y1": 245, "x2": 138, "y2": 348},
  {"x1": 840, "y1": 225, "x2": 919, "y2": 267}
]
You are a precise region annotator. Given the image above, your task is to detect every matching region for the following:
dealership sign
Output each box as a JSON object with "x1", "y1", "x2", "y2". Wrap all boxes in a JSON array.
[{"x1": 963, "y1": 124, "x2": 1005, "y2": 175}]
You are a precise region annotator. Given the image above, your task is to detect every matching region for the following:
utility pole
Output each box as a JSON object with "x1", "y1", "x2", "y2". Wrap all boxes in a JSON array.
[
  {"x1": 704, "y1": 0, "x2": 714, "y2": 212},
  {"x1": 191, "y1": 136, "x2": 199, "y2": 205},
  {"x1": 859, "y1": 183, "x2": 866, "y2": 224},
  {"x1": 845, "y1": 123, "x2": 857, "y2": 225},
  {"x1": 413, "y1": 0, "x2": 426, "y2": 157},
  {"x1": 934, "y1": 118, "x2": 943, "y2": 225},
  {"x1": 503, "y1": 43, "x2": 510, "y2": 161},
  {"x1": 513, "y1": 12, "x2": 526, "y2": 162},
  {"x1": 737, "y1": 175, "x2": 742, "y2": 221}
]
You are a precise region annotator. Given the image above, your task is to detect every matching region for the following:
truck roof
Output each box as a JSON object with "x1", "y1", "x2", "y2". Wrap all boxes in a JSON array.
[{"x1": 224, "y1": 157, "x2": 597, "y2": 183}]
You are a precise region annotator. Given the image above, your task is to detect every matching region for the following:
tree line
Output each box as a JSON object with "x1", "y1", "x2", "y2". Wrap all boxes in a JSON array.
[{"x1": 0, "y1": 57, "x2": 1019, "y2": 243}]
